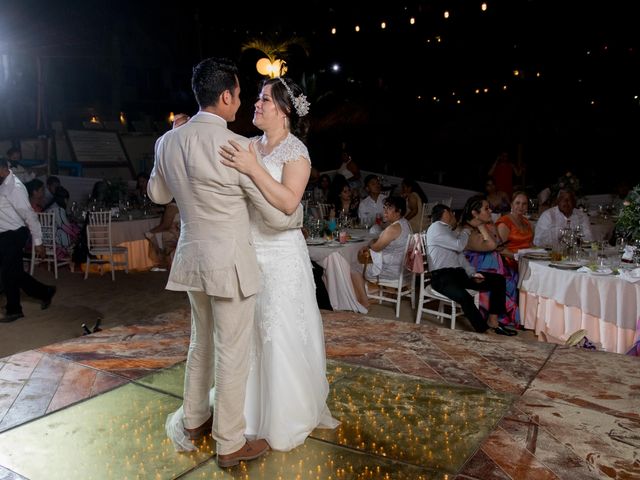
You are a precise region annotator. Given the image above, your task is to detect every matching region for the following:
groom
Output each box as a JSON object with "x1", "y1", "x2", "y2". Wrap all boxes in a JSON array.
[{"x1": 147, "y1": 57, "x2": 302, "y2": 467}]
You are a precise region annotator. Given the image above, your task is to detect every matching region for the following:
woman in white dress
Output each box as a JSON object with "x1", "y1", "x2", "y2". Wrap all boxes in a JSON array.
[{"x1": 219, "y1": 77, "x2": 339, "y2": 451}]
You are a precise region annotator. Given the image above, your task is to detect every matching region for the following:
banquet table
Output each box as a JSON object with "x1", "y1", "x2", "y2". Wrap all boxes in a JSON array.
[
  {"x1": 518, "y1": 257, "x2": 640, "y2": 354},
  {"x1": 306, "y1": 229, "x2": 375, "y2": 312},
  {"x1": 110, "y1": 216, "x2": 160, "y2": 271}
]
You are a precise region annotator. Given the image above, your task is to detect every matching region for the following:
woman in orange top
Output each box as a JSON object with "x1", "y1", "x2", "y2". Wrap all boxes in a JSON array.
[{"x1": 495, "y1": 191, "x2": 534, "y2": 269}]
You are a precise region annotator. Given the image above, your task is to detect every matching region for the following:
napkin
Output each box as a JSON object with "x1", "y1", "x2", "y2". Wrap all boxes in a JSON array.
[
  {"x1": 577, "y1": 266, "x2": 612, "y2": 275},
  {"x1": 514, "y1": 248, "x2": 547, "y2": 261},
  {"x1": 620, "y1": 268, "x2": 640, "y2": 283}
]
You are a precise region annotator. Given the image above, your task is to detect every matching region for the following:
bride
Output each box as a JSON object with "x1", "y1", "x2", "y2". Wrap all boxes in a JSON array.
[{"x1": 219, "y1": 76, "x2": 339, "y2": 451}]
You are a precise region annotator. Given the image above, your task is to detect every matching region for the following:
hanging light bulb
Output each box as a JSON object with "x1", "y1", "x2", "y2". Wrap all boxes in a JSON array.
[{"x1": 256, "y1": 58, "x2": 272, "y2": 76}]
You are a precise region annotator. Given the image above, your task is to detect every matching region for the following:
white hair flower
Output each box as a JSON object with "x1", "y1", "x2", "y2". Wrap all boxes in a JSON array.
[{"x1": 278, "y1": 77, "x2": 310, "y2": 117}]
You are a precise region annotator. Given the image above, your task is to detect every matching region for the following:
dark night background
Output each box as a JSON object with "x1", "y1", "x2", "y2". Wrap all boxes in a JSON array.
[{"x1": 1, "y1": 0, "x2": 639, "y2": 193}]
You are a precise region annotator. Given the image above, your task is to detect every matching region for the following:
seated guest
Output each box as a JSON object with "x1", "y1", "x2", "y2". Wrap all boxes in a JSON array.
[
  {"x1": 533, "y1": 189, "x2": 593, "y2": 248},
  {"x1": 25, "y1": 178, "x2": 45, "y2": 212},
  {"x1": 43, "y1": 176, "x2": 61, "y2": 209},
  {"x1": 144, "y1": 200, "x2": 180, "y2": 270},
  {"x1": 352, "y1": 196, "x2": 412, "y2": 308},
  {"x1": 461, "y1": 195, "x2": 520, "y2": 328},
  {"x1": 45, "y1": 186, "x2": 81, "y2": 260},
  {"x1": 484, "y1": 176, "x2": 511, "y2": 214},
  {"x1": 132, "y1": 172, "x2": 150, "y2": 207},
  {"x1": 89, "y1": 180, "x2": 108, "y2": 206},
  {"x1": 5, "y1": 147, "x2": 35, "y2": 183},
  {"x1": 328, "y1": 174, "x2": 359, "y2": 221},
  {"x1": 425, "y1": 203, "x2": 516, "y2": 336},
  {"x1": 313, "y1": 173, "x2": 331, "y2": 204},
  {"x1": 401, "y1": 178, "x2": 428, "y2": 233},
  {"x1": 358, "y1": 174, "x2": 388, "y2": 226},
  {"x1": 496, "y1": 191, "x2": 534, "y2": 268}
]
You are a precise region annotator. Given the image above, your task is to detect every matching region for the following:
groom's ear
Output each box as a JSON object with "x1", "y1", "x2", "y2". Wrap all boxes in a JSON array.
[{"x1": 220, "y1": 89, "x2": 232, "y2": 105}]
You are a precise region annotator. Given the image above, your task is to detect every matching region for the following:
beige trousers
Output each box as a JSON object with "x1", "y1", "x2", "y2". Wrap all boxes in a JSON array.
[{"x1": 184, "y1": 290, "x2": 256, "y2": 455}]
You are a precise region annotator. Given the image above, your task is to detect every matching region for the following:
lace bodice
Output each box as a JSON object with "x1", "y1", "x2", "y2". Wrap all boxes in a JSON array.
[
  {"x1": 250, "y1": 133, "x2": 310, "y2": 242},
  {"x1": 257, "y1": 133, "x2": 310, "y2": 182}
]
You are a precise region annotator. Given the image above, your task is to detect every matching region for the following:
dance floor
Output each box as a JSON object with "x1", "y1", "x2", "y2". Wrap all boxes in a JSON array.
[{"x1": 0, "y1": 309, "x2": 638, "y2": 479}]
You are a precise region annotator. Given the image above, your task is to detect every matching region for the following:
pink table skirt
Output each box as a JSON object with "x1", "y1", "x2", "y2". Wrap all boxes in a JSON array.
[{"x1": 520, "y1": 291, "x2": 637, "y2": 354}]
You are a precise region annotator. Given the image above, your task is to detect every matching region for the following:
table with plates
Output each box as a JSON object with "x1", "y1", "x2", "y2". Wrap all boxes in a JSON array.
[
  {"x1": 518, "y1": 255, "x2": 640, "y2": 354},
  {"x1": 306, "y1": 229, "x2": 375, "y2": 312}
]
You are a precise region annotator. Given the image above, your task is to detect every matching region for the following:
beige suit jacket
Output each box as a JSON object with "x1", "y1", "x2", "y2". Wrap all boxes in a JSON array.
[{"x1": 147, "y1": 112, "x2": 302, "y2": 298}]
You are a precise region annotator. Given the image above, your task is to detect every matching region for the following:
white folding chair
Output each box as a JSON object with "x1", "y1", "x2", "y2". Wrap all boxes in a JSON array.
[
  {"x1": 419, "y1": 201, "x2": 438, "y2": 231},
  {"x1": 30, "y1": 211, "x2": 71, "y2": 279},
  {"x1": 364, "y1": 235, "x2": 416, "y2": 318},
  {"x1": 415, "y1": 233, "x2": 478, "y2": 328},
  {"x1": 317, "y1": 203, "x2": 333, "y2": 220},
  {"x1": 84, "y1": 211, "x2": 129, "y2": 281}
]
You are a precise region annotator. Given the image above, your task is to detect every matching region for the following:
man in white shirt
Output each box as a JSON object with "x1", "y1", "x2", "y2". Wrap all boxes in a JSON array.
[
  {"x1": 0, "y1": 158, "x2": 56, "y2": 323},
  {"x1": 358, "y1": 175, "x2": 388, "y2": 225},
  {"x1": 533, "y1": 189, "x2": 593, "y2": 248},
  {"x1": 426, "y1": 204, "x2": 516, "y2": 336}
]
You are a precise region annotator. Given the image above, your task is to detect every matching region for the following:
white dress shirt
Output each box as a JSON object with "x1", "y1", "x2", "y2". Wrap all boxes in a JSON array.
[
  {"x1": 425, "y1": 220, "x2": 475, "y2": 276},
  {"x1": 358, "y1": 193, "x2": 388, "y2": 221},
  {"x1": 533, "y1": 206, "x2": 593, "y2": 248},
  {"x1": 0, "y1": 170, "x2": 42, "y2": 245}
]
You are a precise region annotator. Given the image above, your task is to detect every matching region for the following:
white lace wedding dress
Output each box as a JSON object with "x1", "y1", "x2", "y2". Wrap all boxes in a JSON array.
[
  {"x1": 165, "y1": 134, "x2": 338, "y2": 452},
  {"x1": 243, "y1": 133, "x2": 339, "y2": 451}
]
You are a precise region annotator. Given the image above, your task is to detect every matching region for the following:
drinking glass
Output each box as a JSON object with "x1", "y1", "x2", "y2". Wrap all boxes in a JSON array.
[
  {"x1": 361, "y1": 214, "x2": 373, "y2": 229},
  {"x1": 327, "y1": 218, "x2": 337, "y2": 240}
]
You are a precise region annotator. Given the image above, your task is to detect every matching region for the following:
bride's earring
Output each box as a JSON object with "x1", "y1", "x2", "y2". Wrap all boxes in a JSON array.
[{"x1": 283, "y1": 116, "x2": 289, "y2": 130}]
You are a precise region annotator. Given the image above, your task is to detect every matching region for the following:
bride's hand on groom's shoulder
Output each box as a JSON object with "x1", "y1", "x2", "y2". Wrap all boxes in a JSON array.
[
  {"x1": 219, "y1": 140, "x2": 259, "y2": 177},
  {"x1": 172, "y1": 113, "x2": 190, "y2": 129}
]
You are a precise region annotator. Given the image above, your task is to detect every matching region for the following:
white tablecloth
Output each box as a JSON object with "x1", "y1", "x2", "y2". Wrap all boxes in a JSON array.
[
  {"x1": 307, "y1": 229, "x2": 374, "y2": 312},
  {"x1": 519, "y1": 258, "x2": 639, "y2": 353},
  {"x1": 109, "y1": 217, "x2": 160, "y2": 271}
]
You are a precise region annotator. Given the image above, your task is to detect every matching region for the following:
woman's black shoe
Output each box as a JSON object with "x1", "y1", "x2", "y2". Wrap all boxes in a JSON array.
[{"x1": 493, "y1": 325, "x2": 517, "y2": 336}]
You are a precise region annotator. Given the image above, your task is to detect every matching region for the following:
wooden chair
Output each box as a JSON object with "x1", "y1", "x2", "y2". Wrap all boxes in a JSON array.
[
  {"x1": 85, "y1": 211, "x2": 129, "y2": 281},
  {"x1": 30, "y1": 211, "x2": 71, "y2": 279}
]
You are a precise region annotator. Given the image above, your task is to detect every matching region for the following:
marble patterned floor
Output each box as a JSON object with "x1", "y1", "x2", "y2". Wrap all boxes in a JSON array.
[{"x1": 0, "y1": 309, "x2": 638, "y2": 479}]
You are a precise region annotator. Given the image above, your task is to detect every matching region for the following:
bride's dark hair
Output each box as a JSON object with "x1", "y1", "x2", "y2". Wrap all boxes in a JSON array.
[{"x1": 262, "y1": 77, "x2": 310, "y2": 142}]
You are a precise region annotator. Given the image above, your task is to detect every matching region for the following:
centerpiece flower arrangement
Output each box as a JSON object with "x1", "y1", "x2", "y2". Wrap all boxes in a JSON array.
[
  {"x1": 615, "y1": 184, "x2": 640, "y2": 241},
  {"x1": 553, "y1": 171, "x2": 581, "y2": 197}
]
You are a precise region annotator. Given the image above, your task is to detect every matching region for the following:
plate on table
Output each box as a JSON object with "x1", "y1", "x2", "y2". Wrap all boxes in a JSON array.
[
  {"x1": 319, "y1": 241, "x2": 342, "y2": 248},
  {"x1": 347, "y1": 236, "x2": 365, "y2": 243},
  {"x1": 523, "y1": 251, "x2": 551, "y2": 260},
  {"x1": 590, "y1": 268, "x2": 614, "y2": 276},
  {"x1": 548, "y1": 261, "x2": 582, "y2": 270},
  {"x1": 305, "y1": 238, "x2": 326, "y2": 246}
]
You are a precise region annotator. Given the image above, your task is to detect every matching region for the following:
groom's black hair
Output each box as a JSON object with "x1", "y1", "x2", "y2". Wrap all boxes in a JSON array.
[{"x1": 192, "y1": 57, "x2": 238, "y2": 108}]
